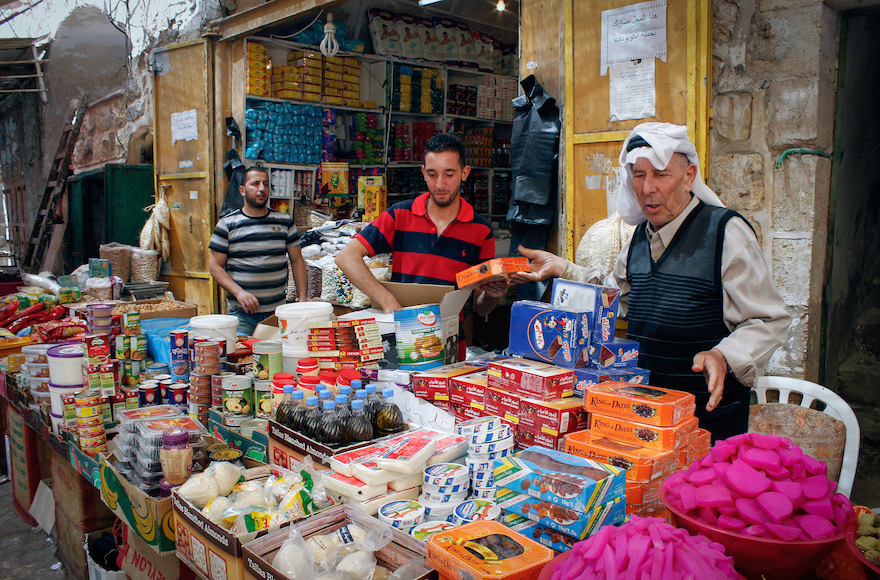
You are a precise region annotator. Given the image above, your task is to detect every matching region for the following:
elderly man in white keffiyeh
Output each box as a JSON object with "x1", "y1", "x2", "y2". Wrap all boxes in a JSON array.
[{"x1": 512, "y1": 123, "x2": 790, "y2": 441}]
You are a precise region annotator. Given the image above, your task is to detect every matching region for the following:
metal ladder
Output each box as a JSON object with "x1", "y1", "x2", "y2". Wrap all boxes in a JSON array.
[{"x1": 21, "y1": 96, "x2": 88, "y2": 273}]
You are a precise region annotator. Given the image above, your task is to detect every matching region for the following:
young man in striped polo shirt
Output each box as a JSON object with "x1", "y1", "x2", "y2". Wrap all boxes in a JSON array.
[
  {"x1": 209, "y1": 167, "x2": 308, "y2": 335},
  {"x1": 336, "y1": 133, "x2": 509, "y2": 356}
]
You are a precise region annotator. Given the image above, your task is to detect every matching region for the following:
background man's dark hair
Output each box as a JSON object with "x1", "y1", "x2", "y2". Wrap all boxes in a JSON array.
[
  {"x1": 244, "y1": 166, "x2": 269, "y2": 180},
  {"x1": 424, "y1": 133, "x2": 467, "y2": 167}
]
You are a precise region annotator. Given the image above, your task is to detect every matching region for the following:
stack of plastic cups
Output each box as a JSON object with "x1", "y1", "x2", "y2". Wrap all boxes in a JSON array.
[
  {"x1": 85, "y1": 303, "x2": 114, "y2": 335},
  {"x1": 75, "y1": 389, "x2": 107, "y2": 456},
  {"x1": 457, "y1": 416, "x2": 513, "y2": 506}
]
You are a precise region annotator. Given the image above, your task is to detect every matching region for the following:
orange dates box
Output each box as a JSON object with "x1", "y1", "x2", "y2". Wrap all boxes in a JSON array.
[
  {"x1": 589, "y1": 413, "x2": 698, "y2": 451},
  {"x1": 563, "y1": 430, "x2": 679, "y2": 481},
  {"x1": 455, "y1": 257, "x2": 530, "y2": 290},
  {"x1": 585, "y1": 381, "x2": 696, "y2": 427}
]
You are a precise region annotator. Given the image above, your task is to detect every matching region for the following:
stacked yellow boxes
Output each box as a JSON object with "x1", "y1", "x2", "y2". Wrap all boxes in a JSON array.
[
  {"x1": 421, "y1": 68, "x2": 437, "y2": 114},
  {"x1": 341, "y1": 57, "x2": 361, "y2": 107},
  {"x1": 246, "y1": 42, "x2": 268, "y2": 96},
  {"x1": 277, "y1": 50, "x2": 322, "y2": 102},
  {"x1": 322, "y1": 55, "x2": 346, "y2": 106}
]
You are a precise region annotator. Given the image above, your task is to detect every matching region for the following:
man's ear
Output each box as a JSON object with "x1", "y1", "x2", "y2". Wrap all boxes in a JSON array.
[{"x1": 461, "y1": 165, "x2": 471, "y2": 182}]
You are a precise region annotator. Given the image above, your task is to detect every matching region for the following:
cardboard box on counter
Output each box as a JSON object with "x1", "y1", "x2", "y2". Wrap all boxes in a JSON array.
[
  {"x1": 493, "y1": 446, "x2": 625, "y2": 512},
  {"x1": 589, "y1": 413, "x2": 698, "y2": 451},
  {"x1": 243, "y1": 505, "x2": 435, "y2": 580},
  {"x1": 483, "y1": 386, "x2": 521, "y2": 424},
  {"x1": 495, "y1": 487, "x2": 626, "y2": 540},
  {"x1": 449, "y1": 370, "x2": 488, "y2": 407},
  {"x1": 584, "y1": 382, "x2": 695, "y2": 427},
  {"x1": 412, "y1": 360, "x2": 485, "y2": 402},
  {"x1": 268, "y1": 418, "x2": 367, "y2": 468},
  {"x1": 518, "y1": 396, "x2": 588, "y2": 436},
  {"x1": 119, "y1": 522, "x2": 196, "y2": 580},
  {"x1": 52, "y1": 450, "x2": 116, "y2": 532},
  {"x1": 563, "y1": 430, "x2": 680, "y2": 481},
  {"x1": 508, "y1": 301, "x2": 593, "y2": 368},
  {"x1": 573, "y1": 366, "x2": 650, "y2": 397},
  {"x1": 515, "y1": 424, "x2": 566, "y2": 451},
  {"x1": 550, "y1": 279, "x2": 621, "y2": 343},
  {"x1": 587, "y1": 337, "x2": 640, "y2": 369},
  {"x1": 501, "y1": 512, "x2": 579, "y2": 553},
  {"x1": 70, "y1": 299, "x2": 198, "y2": 320},
  {"x1": 207, "y1": 407, "x2": 268, "y2": 463},
  {"x1": 488, "y1": 358, "x2": 575, "y2": 401}
]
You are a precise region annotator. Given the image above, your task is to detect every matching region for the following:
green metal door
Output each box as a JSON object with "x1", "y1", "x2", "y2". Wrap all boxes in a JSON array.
[{"x1": 104, "y1": 164, "x2": 154, "y2": 247}]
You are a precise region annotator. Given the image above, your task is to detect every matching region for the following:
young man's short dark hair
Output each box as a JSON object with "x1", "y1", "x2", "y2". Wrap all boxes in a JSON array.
[
  {"x1": 244, "y1": 166, "x2": 269, "y2": 180},
  {"x1": 424, "y1": 133, "x2": 467, "y2": 167}
]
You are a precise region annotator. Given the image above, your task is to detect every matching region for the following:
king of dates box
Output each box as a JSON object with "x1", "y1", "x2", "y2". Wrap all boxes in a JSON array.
[
  {"x1": 584, "y1": 382, "x2": 695, "y2": 427},
  {"x1": 508, "y1": 301, "x2": 593, "y2": 369},
  {"x1": 487, "y1": 358, "x2": 575, "y2": 401},
  {"x1": 493, "y1": 446, "x2": 625, "y2": 512}
]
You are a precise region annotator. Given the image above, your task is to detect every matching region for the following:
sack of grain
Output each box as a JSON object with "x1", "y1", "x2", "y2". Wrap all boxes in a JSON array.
[
  {"x1": 99, "y1": 243, "x2": 133, "y2": 282},
  {"x1": 130, "y1": 248, "x2": 160, "y2": 282}
]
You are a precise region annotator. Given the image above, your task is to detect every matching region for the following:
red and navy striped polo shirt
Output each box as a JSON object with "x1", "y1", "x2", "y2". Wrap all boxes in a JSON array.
[{"x1": 355, "y1": 192, "x2": 495, "y2": 285}]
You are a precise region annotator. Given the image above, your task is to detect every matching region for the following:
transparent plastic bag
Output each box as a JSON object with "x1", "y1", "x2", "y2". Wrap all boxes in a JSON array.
[
  {"x1": 387, "y1": 558, "x2": 429, "y2": 580},
  {"x1": 272, "y1": 528, "x2": 317, "y2": 580},
  {"x1": 336, "y1": 551, "x2": 376, "y2": 580}
]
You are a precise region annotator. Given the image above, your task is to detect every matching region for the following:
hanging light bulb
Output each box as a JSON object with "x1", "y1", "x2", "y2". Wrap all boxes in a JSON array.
[
  {"x1": 496, "y1": 0, "x2": 505, "y2": 10},
  {"x1": 320, "y1": 12, "x2": 339, "y2": 57}
]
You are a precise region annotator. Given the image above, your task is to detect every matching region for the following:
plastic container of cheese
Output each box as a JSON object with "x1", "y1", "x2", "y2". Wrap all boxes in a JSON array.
[
  {"x1": 389, "y1": 473, "x2": 424, "y2": 491},
  {"x1": 468, "y1": 425, "x2": 512, "y2": 445},
  {"x1": 374, "y1": 436, "x2": 437, "y2": 474},
  {"x1": 341, "y1": 486, "x2": 420, "y2": 516},
  {"x1": 428, "y1": 434, "x2": 467, "y2": 463},
  {"x1": 323, "y1": 471, "x2": 387, "y2": 500},
  {"x1": 471, "y1": 487, "x2": 496, "y2": 500},
  {"x1": 423, "y1": 463, "x2": 470, "y2": 487},
  {"x1": 422, "y1": 479, "x2": 469, "y2": 495},
  {"x1": 455, "y1": 416, "x2": 502, "y2": 435},
  {"x1": 417, "y1": 494, "x2": 463, "y2": 522},
  {"x1": 410, "y1": 521, "x2": 457, "y2": 542},
  {"x1": 377, "y1": 500, "x2": 425, "y2": 531},
  {"x1": 327, "y1": 442, "x2": 389, "y2": 476},
  {"x1": 452, "y1": 500, "x2": 501, "y2": 526},
  {"x1": 468, "y1": 435, "x2": 515, "y2": 456},
  {"x1": 422, "y1": 489, "x2": 469, "y2": 503}
]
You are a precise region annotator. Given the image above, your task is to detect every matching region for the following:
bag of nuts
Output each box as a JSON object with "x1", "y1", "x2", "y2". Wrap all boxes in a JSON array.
[{"x1": 99, "y1": 242, "x2": 133, "y2": 282}]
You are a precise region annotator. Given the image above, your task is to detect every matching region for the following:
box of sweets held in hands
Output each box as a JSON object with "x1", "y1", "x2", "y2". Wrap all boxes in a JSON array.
[
  {"x1": 551, "y1": 279, "x2": 621, "y2": 343},
  {"x1": 508, "y1": 301, "x2": 593, "y2": 369},
  {"x1": 487, "y1": 358, "x2": 576, "y2": 401}
]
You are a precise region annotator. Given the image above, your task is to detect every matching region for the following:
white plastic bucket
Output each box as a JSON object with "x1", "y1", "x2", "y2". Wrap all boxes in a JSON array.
[
  {"x1": 47, "y1": 344, "x2": 85, "y2": 386},
  {"x1": 49, "y1": 382, "x2": 84, "y2": 416},
  {"x1": 50, "y1": 412, "x2": 63, "y2": 436},
  {"x1": 189, "y1": 315, "x2": 239, "y2": 351},
  {"x1": 282, "y1": 344, "x2": 311, "y2": 374},
  {"x1": 275, "y1": 302, "x2": 334, "y2": 350}
]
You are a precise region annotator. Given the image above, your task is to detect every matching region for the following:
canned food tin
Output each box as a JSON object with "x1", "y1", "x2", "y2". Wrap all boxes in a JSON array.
[
  {"x1": 79, "y1": 433, "x2": 107, "y2": 449},
  {"x1": 221, "y1": 375, "x2": 254, "y2": 416},
  {"x1": 212, "y1": 394, "x2": 223, "y2": 407},
  {"x1": 168, "y1": 384, "x2": 189, "y2": 409},
  {"x1": 189, "y1": 393, "x2": 212, "y2": 405},
  {"x1": 159, "y1": 379, "x2": 173, "y2": 403},
  {"x1": 75, "y1": 405, "x2": 102, "y2": 418},
  {"x1": 254, "y1": 379, "x2": 272, "y2": 419},
  {"x1": 394, "y1": 304, "x2": 445, "y2": 365},
  {"x1": 145, "y1": 364, "x2": 169, "y2": 380},
  {"x1": 114, "y1": 335, "x2": 131, "y2": 359},
  {"x1": 189, "y1": 371, "x2": 211, "y2": 388},
  {"x1": 75, "y1": 389, "x2": 103, "y2": 407},
  {"x1": 131, "y1": 334, "x2": 148, "y2": 360},
  {"x1": 188, "y1": 401, "x2": 210, "y2": 417},
  {"x1": 189, "y1": 383, "x2": 212, "y2": 398},
  {"x1": 195, "y1": 340, "x2": 221, "y2": 356},
  {"x1": 212, "y1": 372, "x2": 234, "y2": 388},
  {"x1": 78, "y1": 424, "x2": 106, "y2": 439},
  {"x1": 139, "y1": 383, "x2": 161, "y2": 406},
  {"x1": 82, "y1": 443, "x2": 107, "y2": 457},
  {"x1": 197, "y1": 363, "x2": 222, "y2": 375},
  {"x1": 76, "y1": 414, "x2": 103, "y2": 428},
  {"x1": 169, "y1": 329, "x2": 189, "y2": 380}
]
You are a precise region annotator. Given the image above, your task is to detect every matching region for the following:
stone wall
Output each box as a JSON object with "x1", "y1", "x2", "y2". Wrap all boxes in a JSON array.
[{"x1": 710, "y1": 0, "x2": 839, "y2": 381}]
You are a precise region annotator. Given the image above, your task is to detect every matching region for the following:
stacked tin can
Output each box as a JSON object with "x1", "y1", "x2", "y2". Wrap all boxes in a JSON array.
[
  {"x1": 458, "y1": 416, "x2": 514, "y2": 502},
  {"x1": 220, "y1": 374, "x2": 254, "y2": 427},
  {"x1": 212, "y1": 371, "x2": 234, "y2": 408},
  {"x1": 189, "y1": 338, "x2": 224, "y2": 422},
  {"x1": 75, "y1": 390, "x2": 107, "y2": 456}
]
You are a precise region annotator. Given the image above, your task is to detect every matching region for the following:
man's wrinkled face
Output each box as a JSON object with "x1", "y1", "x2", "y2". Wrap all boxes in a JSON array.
[
  {"x1": 422, "y1": 150, "x2": 470, "y2": 208},
  {"x1": 631, "y1": 153, "x2": 696, "y2": 230},
  {"x1": 241, "y1": 169, "x2": 269, "y2": 209}
]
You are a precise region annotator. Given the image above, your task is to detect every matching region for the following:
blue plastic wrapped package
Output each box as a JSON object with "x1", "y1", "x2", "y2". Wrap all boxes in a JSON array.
[{"x1": 142, "y1": 318, "x2": 191, "y2": 364}]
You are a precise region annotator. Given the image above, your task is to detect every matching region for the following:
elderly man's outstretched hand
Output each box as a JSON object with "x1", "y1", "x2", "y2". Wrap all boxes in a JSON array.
[{"x1": 508, "y1": 246, "x2": 567, "y2": 284}]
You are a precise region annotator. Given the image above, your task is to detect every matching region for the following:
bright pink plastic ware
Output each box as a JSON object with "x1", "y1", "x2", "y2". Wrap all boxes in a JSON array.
[{"x1": 661, "y1": 486, "x2": 853, "y2": 580}]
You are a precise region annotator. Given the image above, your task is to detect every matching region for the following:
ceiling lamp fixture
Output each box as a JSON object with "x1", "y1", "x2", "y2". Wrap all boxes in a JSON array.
[
  {"x1": 417, "y1": 0, "x2": 446, "y2": 5},
  {"x1": 496, "y1": 0, "x2": 505, "y2": 10}
]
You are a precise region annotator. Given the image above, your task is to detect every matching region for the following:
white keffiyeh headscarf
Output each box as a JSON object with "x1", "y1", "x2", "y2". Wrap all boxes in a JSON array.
[{"x1": 615, "y1": 122, "x2": 724, "y2": 226}]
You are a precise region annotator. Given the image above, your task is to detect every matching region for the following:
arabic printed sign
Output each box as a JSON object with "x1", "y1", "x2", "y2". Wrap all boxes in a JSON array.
[{"x1": 600, "y1": 1, "x2": 667, "y2": 75}]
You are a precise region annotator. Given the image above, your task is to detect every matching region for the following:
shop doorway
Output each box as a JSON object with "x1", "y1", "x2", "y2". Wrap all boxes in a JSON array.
[{"x1": 824, "y1": 7, "x2": 880, "y2": 504}]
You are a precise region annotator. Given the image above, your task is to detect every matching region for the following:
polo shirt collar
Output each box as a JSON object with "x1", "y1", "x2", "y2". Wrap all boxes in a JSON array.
[{"x1": 413, "y1": 192, "x2": 476, "y2": 222}]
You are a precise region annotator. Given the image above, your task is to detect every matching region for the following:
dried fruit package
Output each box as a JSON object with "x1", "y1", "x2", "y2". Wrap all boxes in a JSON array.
[{"x1": 585, "y1": 381, "x2": 696, "y2": 427}]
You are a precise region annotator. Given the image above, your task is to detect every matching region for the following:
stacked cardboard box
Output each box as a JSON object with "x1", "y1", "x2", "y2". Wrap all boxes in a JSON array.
[
  {"x1": 566, "y1": 381, "x2": 711, "y2": 517},
  {"x1": 246, "y1": 42, "x2": 268, "y2": 96},
  {"x1": 306, "y1": 318, "x2": 384, "y2": 371},
  {"x1": 276, "y1": 49, "x2": 322, "y2": 102}
]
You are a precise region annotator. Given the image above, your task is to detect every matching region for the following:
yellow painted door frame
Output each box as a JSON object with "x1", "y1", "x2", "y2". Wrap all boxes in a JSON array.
[{"x1": 562, "y1": 0, "x2": 711, "y2": 259}]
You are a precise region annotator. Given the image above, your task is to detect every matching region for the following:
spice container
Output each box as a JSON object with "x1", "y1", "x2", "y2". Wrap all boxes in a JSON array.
[{"x1": 159, "y1": 427, "x2": 193, "y2": 485}]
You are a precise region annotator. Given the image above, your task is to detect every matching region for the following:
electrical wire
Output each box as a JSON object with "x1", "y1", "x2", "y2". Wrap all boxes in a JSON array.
[{"x1": 270, "y1": 8, "x2": 323, "y2": 40}]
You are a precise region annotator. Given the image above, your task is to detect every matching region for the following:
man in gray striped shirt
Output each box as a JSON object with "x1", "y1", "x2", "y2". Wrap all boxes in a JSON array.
[{"x1": 209, "y1": 167, "x2": 308, "y2": 334}]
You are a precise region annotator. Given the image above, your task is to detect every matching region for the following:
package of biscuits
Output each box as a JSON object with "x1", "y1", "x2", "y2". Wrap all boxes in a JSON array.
[
  {"x1": 551, "y1": 278, "x2": 621, "y2": 342},
  {"x1": 412, "y1": 360, "x2": 486, "y2": 402},
  {"x1": 501, "y1": 512, "x2": 579, "y2": 553},
  {"x1": 587, "y1": 337, "x2": 640, "y2": 368},
  {"x1": 487, "y1": 358, "x2": 576, "y2": 401},
  {"x1": 589, "y1": 413, "x2": 699, "y2": 451},
  {"x1": 493, "y1": 446, "x2": 625, "y2": 512},
  {"x1": 514, "y1": 424, "x2": 566, "y2": 451},
  {"x1": 455, "y1": 257, "x2": 531, "y2": 290},
  {"x1": 483, "y1": 386, "x2": 522, "y2": 423},
  {"x1": 427, "y1": 520, "x2": 553, "y2": 580},
  {"x1": 563, "y1": 430, "x2": 679, "y2": 481},
  {"x1": 494, "y1": 487, "x2": 626, "y2": 540},
  {"x1": 584, "y1": 381, "x2": 696, "y2": 426},
  {"x1": 518, "y1": 396, "x2": 588, "y2": 436},
  {"x1": 573, "y1": 366, "x2": 651, "y2": 396},
  {"x1": 508, "y1": 301, "x2": 593, "y2": 369}
]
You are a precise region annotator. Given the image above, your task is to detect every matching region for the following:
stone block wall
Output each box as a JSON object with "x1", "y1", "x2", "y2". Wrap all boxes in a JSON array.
[{"x1": 710, "y1": 0, "x2": 839, "y2": 381}]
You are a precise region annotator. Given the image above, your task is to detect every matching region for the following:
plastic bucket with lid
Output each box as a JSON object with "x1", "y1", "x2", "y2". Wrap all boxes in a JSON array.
[
  {"x1": 189, "y1": 315, "x2": 238, "y2": 351},
  {"x1": 275, "y1": 302, "x2": 334, "y2": 350},
  {"x1": 282, "y1": 344, "x2": 311, "y2": 374},
  {"x1": 47, "y1": 344, "x2": 85, "y2": 386},
  {"x1": 49, "y1": 381, "x2": 84, "y2": 416}
]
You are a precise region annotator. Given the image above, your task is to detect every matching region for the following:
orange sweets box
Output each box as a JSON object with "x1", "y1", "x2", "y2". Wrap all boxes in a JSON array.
[
  {"x1": 589, "y1": 413, "x2": 699, "y2": 452},
  {"x1": 427, "y1": 520, "x2": 553, "y2": 580},
  {"x1": 455, "y1": 257, "x2": 531, "y2": 290},
  {"x1": 563, "y1": 430, "x2": 679, "y2": 481},
  {"x1": 584, "y1": 381, "x2": 696, "y2": 427},
  {"x1": 626, "y1": 477, "x2": 664, "y2": 505}
]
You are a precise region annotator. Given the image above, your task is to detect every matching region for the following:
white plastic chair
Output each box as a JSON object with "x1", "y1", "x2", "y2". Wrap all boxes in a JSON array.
[{"x1": 753, "y1": 376, "x2": 860, "y2": 498}]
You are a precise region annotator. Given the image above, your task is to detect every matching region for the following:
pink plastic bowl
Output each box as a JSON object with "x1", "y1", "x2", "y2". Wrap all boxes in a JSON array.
[{"x1": 660, "y1": 486, "x2": 852, "y2": 580}]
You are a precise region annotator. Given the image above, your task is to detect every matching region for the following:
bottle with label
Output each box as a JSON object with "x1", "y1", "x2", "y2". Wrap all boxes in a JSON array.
[
  {"x1": 301, "y1": 395, "x2": 321, "y2": 438},
  {"x1": 316, "y1": 400, "x2": 344, "y2": 447},
  {"x1": 274, "y1": 385, "x2": 297, "y2": 424},
  {"x1": 355, "y1": 389, "x2": 373, "y2": 423},
  {"x1": 335, "y1": 394, "x2": 351, "y2": 424},
  {"x1": 365, "y1": 384, "x2": 383, "y2": 419},
  {"x1": 345, "y1": 399, "x2": 374, "y2": 442},
  {"x1": 374, "y1": 387, "x2": 405, "y2": 436},
  {"x1": 286, "y1": 390, "x2": 306, "y2": 431},
  {"x1": 159, "y1": 427, "x2": 193, "y2": 485}
]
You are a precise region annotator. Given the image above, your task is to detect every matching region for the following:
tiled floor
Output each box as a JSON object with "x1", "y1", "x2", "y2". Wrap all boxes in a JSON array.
[{"x1": 0, "y1": 478, "x2": 70, "y2": 580}]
